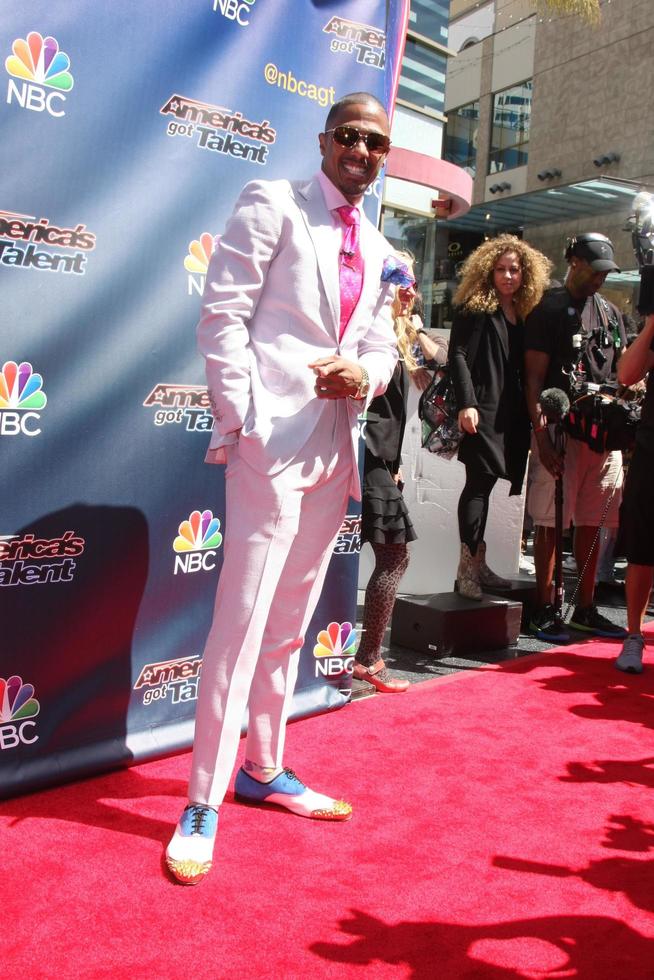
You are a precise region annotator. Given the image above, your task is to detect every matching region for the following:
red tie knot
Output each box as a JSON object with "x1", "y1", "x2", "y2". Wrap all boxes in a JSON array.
[{"x1": 336, "y1": 205, "x2": 360, "y2": 228}]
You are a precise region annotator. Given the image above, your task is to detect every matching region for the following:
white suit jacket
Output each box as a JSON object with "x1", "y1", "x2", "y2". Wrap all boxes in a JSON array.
[{"x1": 197, "y1": 175, "x2": 398, "y2": 498}]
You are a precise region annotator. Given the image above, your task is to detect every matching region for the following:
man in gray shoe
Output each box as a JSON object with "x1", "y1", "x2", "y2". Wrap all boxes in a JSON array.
[
  {"x1": 525, "y1": 233, "x2": 629, "y2": 643},
  {"x1": 614, "y1": 312, "x2": 654, "y2": 673}
]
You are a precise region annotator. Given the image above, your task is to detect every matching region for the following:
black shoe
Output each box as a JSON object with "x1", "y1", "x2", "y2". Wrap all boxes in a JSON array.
[
  {"x1": 568, "y1": 604, "x2": 627, "y2": 639},
  {"x1": 529, "y1": 605, "x2": 571, "y2": 644}
]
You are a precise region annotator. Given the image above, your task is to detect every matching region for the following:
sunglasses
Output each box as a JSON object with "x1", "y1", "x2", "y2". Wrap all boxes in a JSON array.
[
  {"x1": 325, "y1": 125, "x2": 391, "y2": 155},
  {"x1": 399, "y1": 280, "x2": 417, "y2": 290}
]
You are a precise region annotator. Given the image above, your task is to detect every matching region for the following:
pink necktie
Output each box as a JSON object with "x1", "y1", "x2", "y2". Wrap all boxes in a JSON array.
[{"x1": 336, "y1": 205, "x2": 364, "y2": 340}]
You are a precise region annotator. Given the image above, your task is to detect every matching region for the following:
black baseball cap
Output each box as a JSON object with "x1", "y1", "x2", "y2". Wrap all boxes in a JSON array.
[{"x1": 567, "y1": 233, "x2": 621, "y2": 272}]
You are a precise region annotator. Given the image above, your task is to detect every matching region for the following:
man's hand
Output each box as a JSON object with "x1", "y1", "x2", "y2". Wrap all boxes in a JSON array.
[
  {"x1": 309, "y1": 356, "x2": 363, "y2": 399},
  {"x1": 458, "y1": 407, "x2": 479, "y2": 434},
  {"x1": 534, "y1": 428, "x2": 564, "y2": 477}
]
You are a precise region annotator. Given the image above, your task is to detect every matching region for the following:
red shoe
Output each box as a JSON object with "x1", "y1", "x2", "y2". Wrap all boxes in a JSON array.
[{"x1": 352, "y1": 658, "x2": 410, "y2": 693}]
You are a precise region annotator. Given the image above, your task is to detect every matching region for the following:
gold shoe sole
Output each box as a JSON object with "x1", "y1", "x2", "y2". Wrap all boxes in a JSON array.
[{"x1": 165, "y1": 857, "x2": 212, "y2": 885}]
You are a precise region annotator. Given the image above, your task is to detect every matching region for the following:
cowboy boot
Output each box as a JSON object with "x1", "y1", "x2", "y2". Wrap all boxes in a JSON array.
[
  {"x1": 477, "y1": 540, "x2": 511, "y2": 590},
  {"x1": 455, "y1": 543, "x2": 482, "y2": 600}
]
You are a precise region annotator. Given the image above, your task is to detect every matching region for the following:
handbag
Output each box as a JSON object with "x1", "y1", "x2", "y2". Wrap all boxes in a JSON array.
[
  {"x1": 418, "y1": 313, "x2": 485, "y2": 459},
  {"x1": 418, "y1": 367, "x2": 462, "y2": 459}
]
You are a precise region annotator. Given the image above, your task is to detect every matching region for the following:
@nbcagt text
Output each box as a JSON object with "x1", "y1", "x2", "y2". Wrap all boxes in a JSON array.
[{"x1": 263, "y1": 63, "x2": 335, "y2": 108}]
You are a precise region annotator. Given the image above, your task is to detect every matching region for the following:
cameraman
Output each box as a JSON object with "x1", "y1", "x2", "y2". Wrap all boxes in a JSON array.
[
  {"x1": 613, "y1": 312, "x2": 654, "y2": 673},
  {"x1": 524, "y1": 233, "x2": 628, "y2": 642}
]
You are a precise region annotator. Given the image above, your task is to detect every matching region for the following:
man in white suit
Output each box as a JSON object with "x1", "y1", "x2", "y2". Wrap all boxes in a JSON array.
[{"x1": 166, "y1": 93, "x2": 398, "y2": 884}]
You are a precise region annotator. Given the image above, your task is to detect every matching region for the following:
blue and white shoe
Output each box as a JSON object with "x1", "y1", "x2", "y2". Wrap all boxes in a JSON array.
[
  {"x1": 234, "y1": 767, "x2": 352, "y2": 821},
  {"x1": 165, "y1": 804, "x2": 218, "y2": 885}
]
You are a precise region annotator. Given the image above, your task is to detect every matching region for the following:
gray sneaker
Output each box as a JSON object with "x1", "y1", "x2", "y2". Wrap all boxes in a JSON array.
[{"x1": 615, "y1": 634, "x2": 645, "y2": 675}]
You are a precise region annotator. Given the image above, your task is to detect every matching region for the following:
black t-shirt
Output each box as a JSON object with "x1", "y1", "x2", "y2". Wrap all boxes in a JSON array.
[
  {"x1": 636, "y1": 335, "x2": 654, "y2": 453},
  {"x1": 525, "y1": 285, "x2": 628, "y2": 395}
]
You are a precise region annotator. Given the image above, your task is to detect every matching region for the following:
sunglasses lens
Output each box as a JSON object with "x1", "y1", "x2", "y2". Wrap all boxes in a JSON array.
[
  {"x1": 332, "y1": 126, "x2": 389, "y2": 154},
  {"x1": 366, "y1": 133, "x2": 390, "y2": 153},
  {"x1": 333, "y1": 126, "x2": 358, "y2": 147}
]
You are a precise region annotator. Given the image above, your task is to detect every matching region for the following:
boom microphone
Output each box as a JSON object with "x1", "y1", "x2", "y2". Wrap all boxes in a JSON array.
[{"x1": 540, "y1": 387, "x2": 570, "y2": 424}]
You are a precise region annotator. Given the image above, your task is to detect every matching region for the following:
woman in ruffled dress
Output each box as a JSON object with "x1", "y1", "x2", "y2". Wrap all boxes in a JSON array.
[{"x1": 353, "y1": 255, "x2": 447, "y2": 692}]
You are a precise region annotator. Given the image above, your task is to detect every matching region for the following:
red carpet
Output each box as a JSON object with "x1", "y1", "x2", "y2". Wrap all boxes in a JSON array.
[{"x1": 2, "y1": 630, "x2": 654, "y2": 979}]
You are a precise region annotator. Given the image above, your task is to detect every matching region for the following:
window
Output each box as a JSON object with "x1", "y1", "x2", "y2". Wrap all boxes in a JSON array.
[
  {"x1": 380, "y1": 208, "x2": 437, "y2": 328},
  {"x1": 488, "y1": 81, "x2": 532, "y2": 173},
  {"x1": 442, "y1": 100, "x2": 479, "y2": 177},
  {"x1": 397, "y1": 36, "x2": 448, "y2": 115},
  {"x1": 408, "y1": 0, "x2": 450, "y2": 46}
]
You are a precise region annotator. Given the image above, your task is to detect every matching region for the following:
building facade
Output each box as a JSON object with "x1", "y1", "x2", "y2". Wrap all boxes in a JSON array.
[
  {"x1": 381, "y1": 0, "x2": 474, "y2": 327},
  {"x1": 439, "y1": 0, "x2": 654, "y2": 322}
]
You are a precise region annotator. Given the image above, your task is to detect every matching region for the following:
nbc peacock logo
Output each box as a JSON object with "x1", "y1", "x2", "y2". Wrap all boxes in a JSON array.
[
  {"x1": 184, "y1": 232, "x2": 218, "y2": 297},
  {"x1": 0, "y1": 675, "x2": 40, "y2": 750},
  {"x1": 5, "y1": 31, "x2": 74, "y2": 117},
  {"x1": 313, "y1": 622, "x2": 357, "y2": 680},
  {"x1": 0, "y1": 361, "x2": 47, "y2": 437},
  {"x1": 172, "y1": 509, "x2": 223, "y2": 575},
  {"x1": 212, "y1": 0, "x2": 257, "y2": 28}
]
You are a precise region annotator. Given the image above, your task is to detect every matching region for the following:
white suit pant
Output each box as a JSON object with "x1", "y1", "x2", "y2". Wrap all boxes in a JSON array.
[{"x1": 189, "y1": 403, "x2": 353, "y2": 807}]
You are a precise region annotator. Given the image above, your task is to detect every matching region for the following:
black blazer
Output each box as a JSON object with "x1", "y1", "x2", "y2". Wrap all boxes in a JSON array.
[
  {"x1": 364, "y1": 362, "x2": 408, "y2": 475},
  {"x1": 449, "y1": 309, "x2": 530, "y2": 494}
]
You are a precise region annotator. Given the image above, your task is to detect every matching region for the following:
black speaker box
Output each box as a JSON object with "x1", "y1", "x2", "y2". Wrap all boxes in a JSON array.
[
  {"x1": 391, "y1": 591, "x2": 523, "y2": 658},
  {"x1": 480, "y1": 578, "x2": 538, "y2": 628}
]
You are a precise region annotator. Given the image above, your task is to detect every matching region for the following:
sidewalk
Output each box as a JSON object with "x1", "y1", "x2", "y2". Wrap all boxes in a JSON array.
[{"x1": 353, "y1": 552, "x2": 645, "y2": 696}]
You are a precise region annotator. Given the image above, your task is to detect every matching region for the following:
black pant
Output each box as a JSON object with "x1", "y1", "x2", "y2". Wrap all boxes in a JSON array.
[{"x1": 457, "y1": 466, "x2": 498, "y2": 556}]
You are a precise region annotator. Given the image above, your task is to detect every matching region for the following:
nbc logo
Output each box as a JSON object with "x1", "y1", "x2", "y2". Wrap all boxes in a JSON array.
[
  {"x1": 184, "y1": 232, "x2": 218, "y2": 297},
  {"x1": 173, "y1": 509, "x2": 223, "y2": 575},
  {"x1": 213, "y1": 0, "x2": 257, "y2": 28},
  {"x1": 5, "y1": 31, "x2": 74, "y2": 118},
  {"x1": 0, "y1": 675, "x2": 40, "y2": 750},
  {"x1": 0, "y1": 361, "x2": 47, "y2": 437},
  {"x1": 313, "y1": 622, "x2": 357, "y2": 680}
]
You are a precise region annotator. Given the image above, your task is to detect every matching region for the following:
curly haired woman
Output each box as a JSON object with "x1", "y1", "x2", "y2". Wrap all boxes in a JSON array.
[{"x1": 450, "y1": 234, "x2": 552, "y2": 599}]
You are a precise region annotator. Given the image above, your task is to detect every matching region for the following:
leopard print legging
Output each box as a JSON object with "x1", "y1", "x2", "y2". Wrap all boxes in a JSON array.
[{"x1": 355, "y1": 542, "x2": 410, "y2": 667}]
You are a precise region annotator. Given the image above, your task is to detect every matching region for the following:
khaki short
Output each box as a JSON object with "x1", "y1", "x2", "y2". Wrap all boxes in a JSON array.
[{"x1": 527, "y1": 431, "x2": 623, "y2": 529}]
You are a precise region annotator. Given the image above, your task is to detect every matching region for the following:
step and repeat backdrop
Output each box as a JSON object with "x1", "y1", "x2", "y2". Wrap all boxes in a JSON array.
[{"x1": 0, "y1": 0, "x2": 408, "y2": 797}]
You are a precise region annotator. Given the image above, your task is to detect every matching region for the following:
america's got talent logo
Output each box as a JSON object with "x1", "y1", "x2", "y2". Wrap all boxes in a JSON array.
[
  {"x1": 323, "y1": 16, "x2": 386, "y2": 69},
  {"x1": 0, "y1": 675, "x2": 40, "y2": 751},
  {"x1": 0, "y1": 529, "x2": 86, "y2": 587},
  {"x1": 143, "y1": 381, "x2": 214, "y2": 433},
  {"x1": 172, "y1": 509, "x2": 223, "y2": 575},
  {"x1": 143, "y1": 381, "x2": 214, "y2": 432},
  {"x1": 0, "y1": 209, "x2": 96, "y2": 275},
  {"x1": 0, "y1": 361, "x2": 47, "y2": 437},
  {"x1": 160, "y1": 94, "x2": 275, "y2": 166},
  {"x1": 133, "y1": 655, "x2": 203, "y2": 708},
  {"x1": 5, "y1": 31, "x2": 74, "y2": 117},
  {"x1": 333, "y1": 515, "x2": 361, "y2": 556}
]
